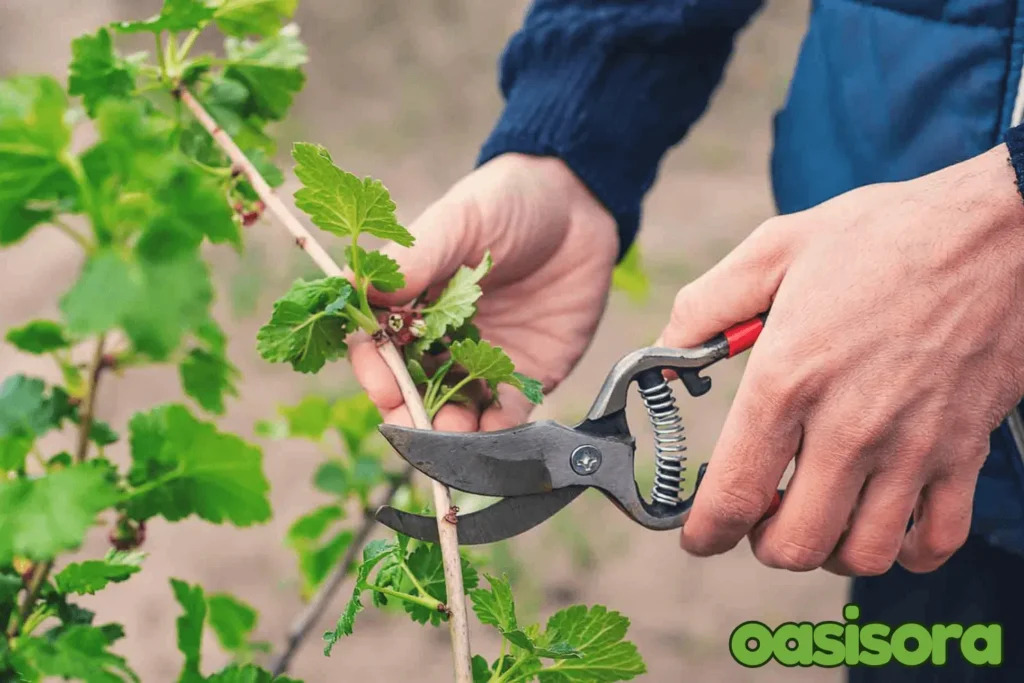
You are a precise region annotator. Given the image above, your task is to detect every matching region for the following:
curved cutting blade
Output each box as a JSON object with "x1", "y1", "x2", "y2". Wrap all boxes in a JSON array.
[
  {"x1": 375, "y1": 487, "x2": 585, "y2": 545},
  {"x1": 378, "y1": 421, "x2": 601, "y2": 497}
]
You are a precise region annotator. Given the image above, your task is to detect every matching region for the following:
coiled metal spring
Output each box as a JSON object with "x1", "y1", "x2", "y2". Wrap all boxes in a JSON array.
[{"x1": 637, "y1": 374, "x2": 687, "y2": 506}]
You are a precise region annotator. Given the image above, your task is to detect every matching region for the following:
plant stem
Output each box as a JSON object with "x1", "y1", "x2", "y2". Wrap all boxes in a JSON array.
[
  {"x1": 494, "y1": 655, "x2": 529, "y2": 683},
  {"x1": 6, "y1": 336, "x2": 107, "y2": 638},
  {"x1": 51, "y1": 218, "x2": 93, "y2": 252},
  {"x1": 175, "y1": 87, "x2": 348, "y2": 284},
  {"x1": 400, "y1": 559, "x2": 433, "y2": 600},
  {"x1": 378, "y1": 342, "x2": 473, "y2": 682},
  {"x1": 178, "y1": 85, "x2": 474, "y2": 679},
  {"x1": 270, "y1": 468, "x2": 411, "y2": 676},
  {"x1": 155, "y1": 33, "x2": 167, "y2": 78},
  {"x1": 74, "y1": 335, "x2": 106, "y2": 464},
  {"x1": 178, "y1": 29, "x2": 200, "y2": 61},
  {"x1": 430, "y1": 375, "x2": 475, "y2": 419},
  {"x1": 364, "y1": 584, "x2": 441, "y2": 613}
]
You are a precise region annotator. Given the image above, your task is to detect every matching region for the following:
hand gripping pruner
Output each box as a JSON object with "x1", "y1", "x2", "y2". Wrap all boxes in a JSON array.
[{"x1": 374, "y1": 312, "x2": 783, "y2": 545}]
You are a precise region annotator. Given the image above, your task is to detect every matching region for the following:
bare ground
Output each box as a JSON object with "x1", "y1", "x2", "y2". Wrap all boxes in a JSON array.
[{"x1": 0, "y1": 1, "x2": 847, "y2": 681}]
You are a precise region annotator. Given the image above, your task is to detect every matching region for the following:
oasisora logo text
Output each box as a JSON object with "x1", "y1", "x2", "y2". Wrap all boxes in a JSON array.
[{"x1": 729, "y1": 605, "x2": 1002, "y2": 668}]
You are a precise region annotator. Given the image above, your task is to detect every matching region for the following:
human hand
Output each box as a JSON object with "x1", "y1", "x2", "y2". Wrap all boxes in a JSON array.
[
  {"x1": 349, "y1": 153, "x2": 619, "y2": 432},
  {"x1": 661, "y1": 144, "x2": 1024, "y2": 576}
]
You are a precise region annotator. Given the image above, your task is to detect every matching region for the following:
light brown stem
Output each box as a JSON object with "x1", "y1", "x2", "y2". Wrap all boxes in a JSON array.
[
  {"x1": 176, "y1": 87, "x2": 343, "y2": 279},
  {"x1": 178, "y1": 85, "x2": 474, "y2": 682},
  {"x1": 378, "y1": 343, "x2": 473, "y2": 682}
]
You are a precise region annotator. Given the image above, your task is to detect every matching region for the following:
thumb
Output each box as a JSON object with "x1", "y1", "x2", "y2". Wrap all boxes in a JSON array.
[
  {"x1": 659, "y1": 219, "x2": 793, "y2": 348},
  {"x1": 367, "y1": 195, "x2": 483, "y2": 307}
]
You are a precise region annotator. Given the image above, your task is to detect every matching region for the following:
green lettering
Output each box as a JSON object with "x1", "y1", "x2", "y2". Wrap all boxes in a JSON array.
[
  {"x1": 811, "y1": 621, "x2": 845, "y2": 667},
  {"x1": 961, "y1": 625, "x2": 1002, "y2": 666},
  {"x1": 890, "y1": 624, "x2": 931, "y2": 666},
  {"x1": 858, "y1": 623, "x2": 891, "y2": 666},
  {"x1": 845, "y1": 622, "x2": 860, "y2": 665},
  {"x1": 730, "y1": 621, "x2": 774, "y2": 667},
  {"x1": 930, "y1": 624, "x2": 963, "y2": 665},
  {"x1": 773, "y1": 622, "x2": 813, "y2": 666},
  {"x1": 843, "y1": 604, "x2": 860, "y2": 621}
]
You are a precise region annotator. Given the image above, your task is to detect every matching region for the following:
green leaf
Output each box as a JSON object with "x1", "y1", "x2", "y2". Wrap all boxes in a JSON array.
[
  {"x1": 214, "y1": 0, "x2": 298, "y2": 37},
  {"x1": 0, "y1": 462, "x2": 119, "y2": 564},
  {"x1": 179, "y1": 320, "x2": 239, "y2": 415},
  {"x1": 611, "y1": 243, "x2": 650, "y2": 304},
  {"x1": 256, "y1": 278, "x2": 354, "y2": 374},
  {"x1": 82, "y1": 98, "x2": 238, "y2": 250},
  {"x1": 142, "y1": 163, "x2": 242, "y2": 251},
  {"x1": 114, "y1": 0, "x2": 215, "y2": 33},
  {"x1": 0, "y1": 376, "x2": 73, "y2": 466},
  {"x1": 512, "y1": 372, "x2": 544, "y2": 405},
  {"x1": 296, "y1": 530, "x2": 352, "y2": 596},
  {"x1": 328, "y1": 392, "x2": 382, "y2": 455},
  {"x1": 125, "y1": 404, "x2": 271, "y2": 526},
  {"x1": 11, "y1": 624, "x2": 139, "y2": 683},
  {"x1": 68, "y1": 28, "x2": 134, "y2": 117},
  {"x1": 450, "y1": 339, "x2": 514, "y2": 388},
  {"x1": 0, "y1": 436, "x2": 31, "y2": 473},
  {"x1": 291, "y1": 142, "x2": 413, "y2": 246},
  {"x1": 224, "y1": 24, "x2": 307, "y2": 121},
  {"x1": 311, "y1": 460, "x2": 347, "y2": 496},
  {"x1": 60, "y1": 249, "x2": 214, "y2": 361},
  {"x1": 471, "y1": 656, "x2": 492, "y2": 683},
  {"x1": 323, "y1": 539, "x2": 397, "y2": 653},
  {"x1": 207, "y1": 593, "x2": 258, "y2": 653},
  {"x1": 406, "y1": 358, "x2": 429, "y2": 386},
  {"x1": 469, "y1": 574, "x2": 581, "y2": 664},
  {"x1": 420, "y1": 252, "x2": 492, "y2": 342},
  {"x1": 180, "y1": 347, "x2": 240, "y2": 416},
  {"x1": 535, "y1": 605, "x2": 646, "y2": 682},
  {"x1": 170, "y1": 579, "x2": 206, "y2": 683},
  {"x1": 286, "y1": 505, "x2": 344, "y2": 547},
  {"x1": 54, "y1": 550, "x2": 145, "y2": 595},
  {"x1": 206, "y1": 664, "x2": 302, "y2": 683},
  {"x1": 469, "y1": 573, "x2": 518, "y2": 632},
  {"x1": 278, "y1": 394, "x2": 332, "y2": 440},
  {"x1": 345, "y1": 245, "x2": 404, "y2": 292},
  {"x1": 5, "y1": 320, "x2": 70, "y2": 354},
  {"x1": 448, "y1": 340, "x2": 544, "y2": 406},
  {"x1": 401, "y1": 544, "x2": 479, "y2": 626},
  {"x1": 0, "y1": 76, "x2": 75, "y2": 246}
]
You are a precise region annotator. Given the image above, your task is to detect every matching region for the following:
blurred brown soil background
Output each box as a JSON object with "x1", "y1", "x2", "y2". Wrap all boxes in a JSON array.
[{"x1": 0, "y1": 1, "x2": 846, "y2": 681}]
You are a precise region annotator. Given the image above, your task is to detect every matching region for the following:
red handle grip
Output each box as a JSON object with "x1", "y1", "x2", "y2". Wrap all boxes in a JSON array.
[{"x1": 723, "y1": 311, "x2": 768, "y2": 358}]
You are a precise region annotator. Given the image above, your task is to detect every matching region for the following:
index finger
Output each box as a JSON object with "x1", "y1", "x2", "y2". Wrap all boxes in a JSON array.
[{"x1": 680, "y1": 345, "x2": 803, "y2": 556}]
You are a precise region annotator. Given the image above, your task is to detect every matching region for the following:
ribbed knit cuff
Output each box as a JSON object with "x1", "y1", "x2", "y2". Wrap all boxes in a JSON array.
[
  {"x1": 1005, "y1": 123, "x2": 1024, "y2": 204},
  {"x1": 477, "y1": 31, "x2": 737, "y2": 261}
]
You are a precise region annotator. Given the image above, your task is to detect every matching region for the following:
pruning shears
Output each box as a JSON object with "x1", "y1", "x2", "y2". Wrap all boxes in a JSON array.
[{"x1": 374, "y1": 311, "x2": 783, "y2": 545}]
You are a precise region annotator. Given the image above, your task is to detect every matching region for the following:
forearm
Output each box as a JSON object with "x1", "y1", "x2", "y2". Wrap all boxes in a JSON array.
[{"x1": 478, "y1": 0, "x2": 765, "y2": 258}]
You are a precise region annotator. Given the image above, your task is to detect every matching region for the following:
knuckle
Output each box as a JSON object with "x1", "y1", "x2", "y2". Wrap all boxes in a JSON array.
[
  {"x1": 704, "y1": 485, "x2": 769, "y2": 529},
  {"x1": 922, "y1": 527, "x2": 969, "y2": 563},
  {"x1": 757, "y1": 536, "x2": 831, "y2": 571},
  {"x1": 835, "y1": 541, "x2": 899, "y2": 576}
]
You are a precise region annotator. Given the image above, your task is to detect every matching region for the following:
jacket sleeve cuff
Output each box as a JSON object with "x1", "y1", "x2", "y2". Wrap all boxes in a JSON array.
[{"x1": 476, "y1": 2, "x2": 762, "y2": 260}]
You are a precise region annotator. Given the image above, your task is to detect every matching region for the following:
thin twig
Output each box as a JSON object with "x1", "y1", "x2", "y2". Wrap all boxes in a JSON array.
[
  {"x1": 6, "y1": 336, "x2": 107, "y2": 638},
  {"x1": 177, "y1": 85, "x2": 475, "y2": 682},
  {"x1": 176, "y1": 87, "x2": 343, "y2": 279},
  {"x1": 378, "y1": 343, "x2": 473, "y2": 680},
  {"x1": 270, "y1": 467, "x2": 412, "y2": 676}
]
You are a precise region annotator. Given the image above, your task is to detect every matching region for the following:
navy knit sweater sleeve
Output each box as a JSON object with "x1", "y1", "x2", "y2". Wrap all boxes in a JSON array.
[{"x1": 477, "y1": 0, "x2": 765, "y2": 259}]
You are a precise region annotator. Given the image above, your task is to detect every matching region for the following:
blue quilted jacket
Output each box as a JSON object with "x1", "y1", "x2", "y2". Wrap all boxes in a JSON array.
[{"x1": 477, "y1": 0, "x2": 1024, "y2": 558}]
